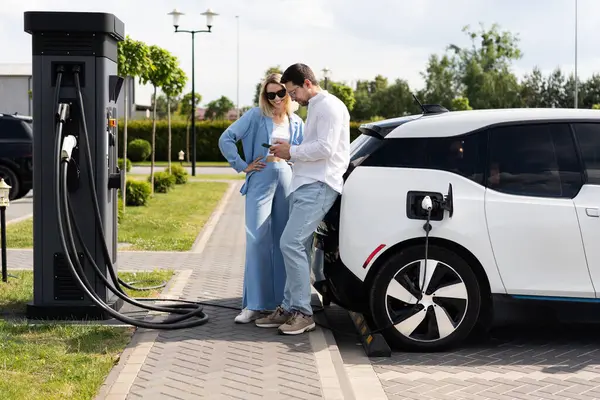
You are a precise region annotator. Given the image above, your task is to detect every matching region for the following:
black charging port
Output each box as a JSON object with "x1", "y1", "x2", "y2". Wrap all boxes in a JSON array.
[{"x1": 406, "y1": 191, "x2": 444, "y2": 221}]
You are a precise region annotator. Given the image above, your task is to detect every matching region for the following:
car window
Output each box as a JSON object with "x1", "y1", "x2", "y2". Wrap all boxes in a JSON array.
[
  {"x1": 572, "y1": 123, "x2": 600, "y2": 185},
  {"x1": 0, "y1": 118, "x2": 30, "y2": 140},
  {"x1": 361, "y1": 133, "x2": 486, "y2": 185},
  {"x1": 487, "y1": 123, "x2": 582, "y2": 198}
]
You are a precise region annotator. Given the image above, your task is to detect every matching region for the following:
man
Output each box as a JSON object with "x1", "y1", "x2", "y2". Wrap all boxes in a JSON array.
[{"x1": 254, "y1": 63, "x2": 350, "y2": 335}]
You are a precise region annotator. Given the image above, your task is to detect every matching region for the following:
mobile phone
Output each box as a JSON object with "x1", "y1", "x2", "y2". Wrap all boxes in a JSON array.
[{"x1": 261, "y1": 143, "x2": 271, "y2": 148}]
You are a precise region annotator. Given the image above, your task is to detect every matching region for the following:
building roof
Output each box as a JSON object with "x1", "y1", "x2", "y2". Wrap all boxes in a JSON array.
[
  {"x1": 387, "y1": 108, "x2": 600, "y2": 139},
  {"x1": 0, "y1": 63, "x2": 32, "y2": 76}
]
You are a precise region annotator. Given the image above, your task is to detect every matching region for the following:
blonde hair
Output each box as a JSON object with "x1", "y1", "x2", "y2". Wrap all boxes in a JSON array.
[{"x1": 258, "y1": 73, "x2": 299, "y2": 117}]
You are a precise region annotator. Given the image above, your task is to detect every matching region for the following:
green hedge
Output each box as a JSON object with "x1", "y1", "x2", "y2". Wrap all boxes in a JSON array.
[{"x1": 117, "y1": 118, "x2": 365, "y2": 162}]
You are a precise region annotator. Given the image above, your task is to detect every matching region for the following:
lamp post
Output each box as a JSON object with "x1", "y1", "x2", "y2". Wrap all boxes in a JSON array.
[
  {"x1": 0, "y1": 178, "x2": 10, "y2": 283},
  {"x1": 322, "y1": 67, "x2": 331, "y2": 90},
  {"x1": 168, "y1": 7, "x2": 219, "y2": 176}
]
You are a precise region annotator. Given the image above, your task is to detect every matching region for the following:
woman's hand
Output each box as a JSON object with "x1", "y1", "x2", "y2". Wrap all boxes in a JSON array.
[{"x1": 244, "y1": 156, "x2": 266, "y2": 173}]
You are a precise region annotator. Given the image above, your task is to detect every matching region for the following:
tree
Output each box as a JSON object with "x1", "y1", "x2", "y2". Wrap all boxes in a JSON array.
[
  {"x1": 447, "y1": 23, "x2": 523, "y2": 109},
  {"x1": 253, "y1": 66, "x2": 282, "y2": 105},
  {"x1": 205, "y1": 96, "x2": 235, "y2": 120},
  {"x1": 140, "y1": 45, "x2": 178, "y2": 195},
  {"x1": 451, "y1": 97, "x2": 473, "y2": 111},
  {"x1": 117, "y1": 35, "x2": 152, "y2": 209},
  {"x1": 420, "y1": 54, "x2": 457, "y2": 108},
  {"x1": 161, "y1": 66, "x2": 188, "y2": 174},
  {"x1": 178, "y1": 91, "x2": 202, "y2": 162},
  {"x1": 328, "y1": 82, "x2": 356, "y2": 111},
  {"x1": 150, "y1": 93, "x2": 182, "y2": 120}
]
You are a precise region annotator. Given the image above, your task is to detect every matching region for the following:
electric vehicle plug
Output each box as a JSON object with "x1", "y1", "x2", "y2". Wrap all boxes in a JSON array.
[
  {"x1": 421, "y1": 196, "x2": 433, "y2": 211},
  {"x1": 61, "y1": 135, "x2": 77, "y2": 161}
]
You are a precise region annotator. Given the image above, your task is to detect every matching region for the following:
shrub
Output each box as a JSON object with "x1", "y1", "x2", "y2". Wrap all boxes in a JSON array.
[
  {"x1": 128, "y1": 139, "x2": 152, "y2": 162},
  {"x1": 149, "y1": 171, "x2": 176, "y2": 193},
  {"x1": 168, "y1": 164, "x2": 188, "y2": 184},
  {"x1": 118, "y1": 157, "x2": 132, "y2": 172},
  {"x1": 125, "y1": 179, "x2": 151, "y2": 206},
  {"x1": 117, "y1": 118, "x2": 366, "y2": 162}
]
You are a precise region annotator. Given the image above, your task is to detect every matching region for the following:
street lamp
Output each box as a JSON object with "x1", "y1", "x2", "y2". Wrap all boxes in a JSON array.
[
  {"x1": 0, "y1": 178, "x2": 10, "y2": 283},
  {"x1": 168, "y1": 7, "x2": 219, "y2": 177},
  {"x1": 322, "y1": 67, "x2": 331, "y2": 90}
]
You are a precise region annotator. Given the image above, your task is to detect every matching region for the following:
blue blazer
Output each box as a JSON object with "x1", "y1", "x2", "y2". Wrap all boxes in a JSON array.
[{"x1": 218, "y1": 107, "x2": 305, "y2": 195}]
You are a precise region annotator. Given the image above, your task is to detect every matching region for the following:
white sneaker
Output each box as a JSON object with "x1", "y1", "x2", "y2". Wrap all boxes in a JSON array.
[{"x1": 234, "y1": 308, "x2": 261, "y2": 324}]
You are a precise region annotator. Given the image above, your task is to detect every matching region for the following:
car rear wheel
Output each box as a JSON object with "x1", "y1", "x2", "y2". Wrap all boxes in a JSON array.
[
  {"x1": 0, "y1": 165, "x2": 20, "y2": 201},
  {"x1": 368, "y1": 244, "x2": 482, "y2": 352}
]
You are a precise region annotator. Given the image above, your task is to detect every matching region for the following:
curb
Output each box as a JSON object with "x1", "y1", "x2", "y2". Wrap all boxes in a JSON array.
[
  {"x1": 191, "y1": 180, "x2": 239, "y2": 253},
  {"x1": 6, "y1": 213, "x2": 32, "y2": 225}
]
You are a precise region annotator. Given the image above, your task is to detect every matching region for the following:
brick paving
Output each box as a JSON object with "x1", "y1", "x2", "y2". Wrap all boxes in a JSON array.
[{"x1": 12, "y1": 180, "x2": 600, "y2": 400}]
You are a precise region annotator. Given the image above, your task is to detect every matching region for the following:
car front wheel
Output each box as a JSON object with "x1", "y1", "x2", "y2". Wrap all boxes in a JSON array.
[{"x1": 369, "y1": 244, "x2": 482, "y2": 352}]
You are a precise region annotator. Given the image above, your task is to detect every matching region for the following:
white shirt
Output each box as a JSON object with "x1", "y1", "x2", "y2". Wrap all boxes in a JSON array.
[{"x1": 289, "y1": 91, "x2": 350, "y2": 194}]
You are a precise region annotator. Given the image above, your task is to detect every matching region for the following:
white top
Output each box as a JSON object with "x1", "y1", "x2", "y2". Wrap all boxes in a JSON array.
[
  {"x1": 269, "y1": 117, "x2": 290, "y2": 156},
  {"x1": 289, "y1": 91, "x2": 350, "y2": 194}
]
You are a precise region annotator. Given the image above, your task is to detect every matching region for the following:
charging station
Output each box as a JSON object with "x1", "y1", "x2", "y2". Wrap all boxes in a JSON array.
[{"x1": 24, "y1": 11, "x2": 125, "y2": 320}]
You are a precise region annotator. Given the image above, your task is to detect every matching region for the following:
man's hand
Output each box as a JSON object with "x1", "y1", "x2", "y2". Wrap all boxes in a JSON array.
[{"x1": 270, "y1": 139, "x2": 291, "y2": 160}]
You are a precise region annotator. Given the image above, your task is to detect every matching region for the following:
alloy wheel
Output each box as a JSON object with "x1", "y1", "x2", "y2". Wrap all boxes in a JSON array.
[{"x1": 384, "y1": 258, "x2": 469, "y2": 342}]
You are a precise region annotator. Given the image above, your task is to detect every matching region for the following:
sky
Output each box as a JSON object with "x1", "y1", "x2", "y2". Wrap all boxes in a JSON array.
[{"x1": 1, "y1": 0, "x2": 598, "y2": 110}]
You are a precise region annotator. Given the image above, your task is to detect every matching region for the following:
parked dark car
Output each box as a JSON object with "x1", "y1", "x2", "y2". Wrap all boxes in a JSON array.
[{"x1": 0, "y1": 113, "x2": 33, "y2": 200}]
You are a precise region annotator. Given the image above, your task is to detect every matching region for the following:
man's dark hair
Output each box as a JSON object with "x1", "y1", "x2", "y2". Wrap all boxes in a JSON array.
[{"x1": 281, "y1": 63, "x2": 318, "y2": 87}]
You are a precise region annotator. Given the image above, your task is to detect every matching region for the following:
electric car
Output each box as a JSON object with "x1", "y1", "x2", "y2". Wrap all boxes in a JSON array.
[{"x1": 311, "y1": 106, "x2": 600, "y2": 352}]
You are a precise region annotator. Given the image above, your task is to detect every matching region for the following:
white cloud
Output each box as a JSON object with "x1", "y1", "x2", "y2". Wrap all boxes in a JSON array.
[{"x1": 1, "y1": 0, "x2": 600, "y2": 110}]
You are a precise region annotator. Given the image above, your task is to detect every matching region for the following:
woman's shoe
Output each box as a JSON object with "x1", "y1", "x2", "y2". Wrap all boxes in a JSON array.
[{"x1": 234, "y1": 308, "x2": 262, "y2": 324}]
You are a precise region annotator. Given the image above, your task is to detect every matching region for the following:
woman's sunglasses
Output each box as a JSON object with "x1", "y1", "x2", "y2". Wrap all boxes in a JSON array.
[{"x1": 266, "y1": 89, "x2": 286, "y2": 100}]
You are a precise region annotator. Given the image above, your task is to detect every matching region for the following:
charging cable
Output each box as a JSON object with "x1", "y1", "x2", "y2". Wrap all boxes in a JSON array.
[{"x1": 420, "y1": 196, "x2": 433, "y2": 294}]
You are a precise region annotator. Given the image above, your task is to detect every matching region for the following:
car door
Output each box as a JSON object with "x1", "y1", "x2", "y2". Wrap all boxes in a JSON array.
[
  {"x1": 571, "y1": 122, "x2": 600, "y2": 296},
  {"x1": 484, "y1": 122, "x2": 594, "y2": 298}
]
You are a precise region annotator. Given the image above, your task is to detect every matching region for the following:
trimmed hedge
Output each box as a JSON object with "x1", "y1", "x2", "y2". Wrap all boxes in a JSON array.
[{"x1": 117, "y1": 118, "x2": 365, "y2": 162}]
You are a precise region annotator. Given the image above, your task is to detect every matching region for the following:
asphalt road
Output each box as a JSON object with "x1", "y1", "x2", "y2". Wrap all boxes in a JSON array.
[
  {"x1": 4, "y1": 167, "x2": 239, "y2": 223},
  {"x1": 130, "y1": 166, "x2": 238, "y2": 175},
  {"x1": 6, "y1": 190, "x2": 33, "y2": 223}
]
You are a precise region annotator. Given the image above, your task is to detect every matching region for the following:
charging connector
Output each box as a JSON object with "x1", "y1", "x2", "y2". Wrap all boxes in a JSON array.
[
  {"x1": 420, "y1": 196, "x2": 433, "y2": 294},
  {"x1": 61, "y1": 135, "x2": 77, "y2": 161}
]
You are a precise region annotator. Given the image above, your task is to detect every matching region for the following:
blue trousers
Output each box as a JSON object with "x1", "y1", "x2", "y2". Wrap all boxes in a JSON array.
[
  {"x1": 280, "y1": 181, "x2": 339, "y2": 316},
  {"x1": 242, "y1": 161, "x2": 292, "y2": 311}
]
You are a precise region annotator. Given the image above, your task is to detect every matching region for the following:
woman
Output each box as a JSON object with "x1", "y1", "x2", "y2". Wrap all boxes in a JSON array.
[{"x1": 218, "y1": 73, "x2": 304, "y2": 323}]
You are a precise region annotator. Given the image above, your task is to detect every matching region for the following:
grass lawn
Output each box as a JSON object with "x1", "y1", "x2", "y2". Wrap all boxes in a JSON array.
[
  {"x1": 6, "y1": 181, "x2": 229, "y2": 251},
  {"x1": 127, "y1": 173, "x2": 245, "y2": 181},
  {"x1": 0, "y1": 269, "x2": 174, "y2": 400},
  {"x1": 132, "y1": 161, "x2": 229, "y2": 167}
]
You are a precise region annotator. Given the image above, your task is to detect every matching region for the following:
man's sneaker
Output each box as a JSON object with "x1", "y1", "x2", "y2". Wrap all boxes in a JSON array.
[
  {"x1": 255, "y1": 306, "x2": 291, "y2": 328},
  {"x1": 277, "y1": 312, "x2": 316, "y2": 335},
  {"x1": 234, "y1": 308, "x2": 261, "y2": 324}
]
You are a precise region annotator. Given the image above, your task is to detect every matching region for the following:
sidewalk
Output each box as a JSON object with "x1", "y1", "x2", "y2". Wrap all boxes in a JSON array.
[{"x1": 6, "y1": 181, "x2": 381, "y2": 399}]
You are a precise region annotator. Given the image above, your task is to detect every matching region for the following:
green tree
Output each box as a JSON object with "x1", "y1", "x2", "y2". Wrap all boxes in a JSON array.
[
  {"x1": 117, "y1": 35, "x2": 152, "y2": 209},
  {"x1": 161, "y1": 66, "x2": 188, "y2": 174},
  {"x1": 177, "y1": 91, "x2": 202, "y2": 162},
  {"x1": 140, "y1": 45, "x2": 178, "y2": 195},
  {"x1": 447, "y1": 23, "x2": 523, "y2": 109},
  {"x1": 150, "y1": 93, "x2": 182, "y2": 120},
  {"x1": 328, "y1": 82, "x2": 356, "y2": 111},
  {"x1": 253, "y1": 66, "x2": 282, "y2": 105},
  {"x1": 451, "y1": 97, "x2": 473, "y2": 111},
  {"x1": 420, "y1": 54, "x2": 457, "y2": 108},
  {"x1": 371, "y1": 79, "x2": 418, "y2": 118},
  {"x1": 519, "y1": 66, "x2": 545, "y2": 108},
  {"x1": 205, "y1": 96, "x2": 235, "y2": 120}
]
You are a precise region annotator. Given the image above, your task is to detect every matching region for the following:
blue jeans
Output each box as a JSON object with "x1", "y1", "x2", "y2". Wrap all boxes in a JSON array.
[
  {"x1": 242, "y1": 161, "x2": 292, "y2": 311},
  {"x1": 280, "y1": 181, "x2": 339, "y2": 316}
]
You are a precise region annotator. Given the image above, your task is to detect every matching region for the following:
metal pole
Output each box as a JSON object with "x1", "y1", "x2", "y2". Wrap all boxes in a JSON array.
[
  {"x1": 191, "y1": 32, "x2": 196, "y2": 176},
  {"x1": 236, "y1": 15, "x2": 240, "y2": 119},
  {"x1": 574, "y1": 0, "x2": 578, "y2": 109},
  {"x1": 1, "y1": 206, "x2": 7, "y2": 283}
]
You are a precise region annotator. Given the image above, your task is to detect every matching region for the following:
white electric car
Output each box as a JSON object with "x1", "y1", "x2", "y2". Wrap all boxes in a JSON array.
[{"x1": 311, "y1": 106, "x2": 600, "y2": 352}]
